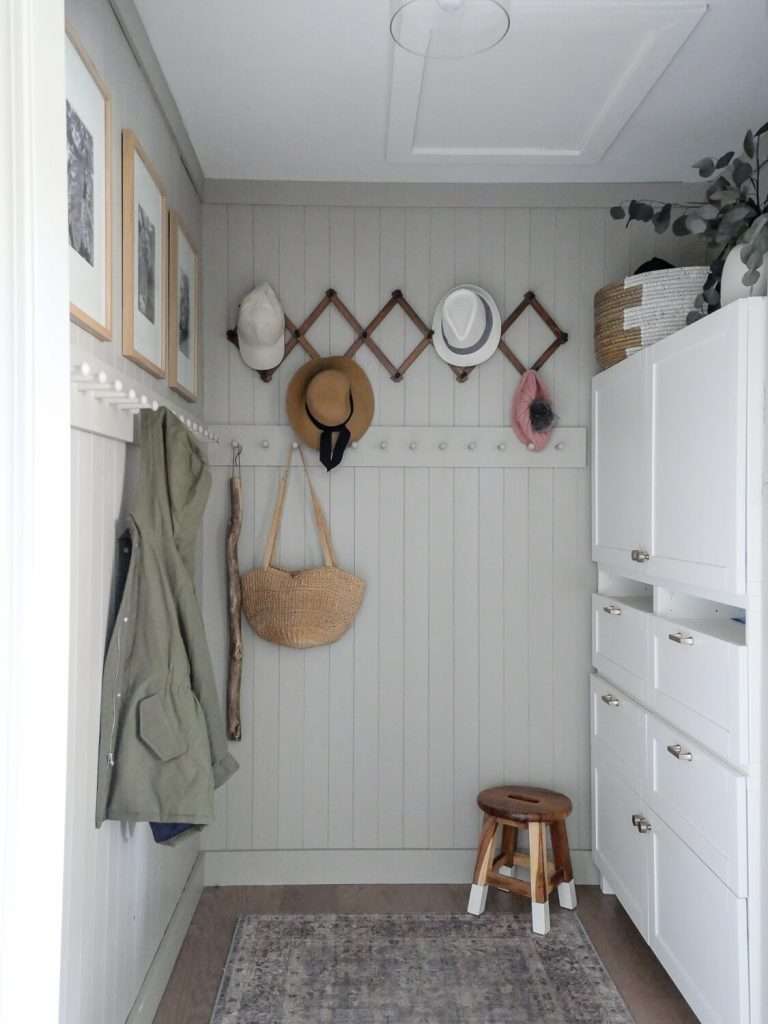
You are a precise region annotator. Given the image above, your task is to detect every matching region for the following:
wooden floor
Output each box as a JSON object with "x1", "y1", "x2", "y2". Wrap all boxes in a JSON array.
[{"x1": 155, "y1": 884, "x2": 697, "y2": 1024}]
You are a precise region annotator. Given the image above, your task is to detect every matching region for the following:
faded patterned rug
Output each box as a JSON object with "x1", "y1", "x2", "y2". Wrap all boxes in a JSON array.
[{"x1": 210, "y1": 913, "x2": 634, "y2": 1023}]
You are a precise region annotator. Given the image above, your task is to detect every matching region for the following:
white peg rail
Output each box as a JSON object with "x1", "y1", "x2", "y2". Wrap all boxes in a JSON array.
[
  {"x1": 206, "y1": 425, "x2": 586, "y2": 468},
  {"x1": 70, "y1": 360, "x2": 220, "y2": 445}
]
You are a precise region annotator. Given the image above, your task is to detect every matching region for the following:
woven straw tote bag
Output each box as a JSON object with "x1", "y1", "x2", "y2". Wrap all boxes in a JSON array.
[{"x1": 241, "y1": 446, "x2": 365, "y2": 648}]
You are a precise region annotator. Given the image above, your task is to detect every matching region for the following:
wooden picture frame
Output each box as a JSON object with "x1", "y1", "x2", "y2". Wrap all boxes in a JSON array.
[
  {"x1": 66, "y1": 25, "x2": 112, "y2": 342},
  {"x1": 122, "y1": 129, "x2": 167, "y2": 377},
  {"x1": 168, "y1": 210, "x2": 200, "y2": 402}
]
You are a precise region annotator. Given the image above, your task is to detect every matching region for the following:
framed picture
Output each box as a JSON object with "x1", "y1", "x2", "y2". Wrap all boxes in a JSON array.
[
  {"x1": 66, "y1": 26, "x2": 112, "y2": 341},
  {"x1": 168, "y1": 211, "x2": 200, "y2": 402},
  {"x1": 122, "y1": 129, "x2": 167, "y2": 377}
]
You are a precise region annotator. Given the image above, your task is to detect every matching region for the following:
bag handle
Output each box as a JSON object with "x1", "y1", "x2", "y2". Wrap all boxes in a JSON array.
[{"x1": 262, "y1": 445, "x2": 335, "y2": 570}]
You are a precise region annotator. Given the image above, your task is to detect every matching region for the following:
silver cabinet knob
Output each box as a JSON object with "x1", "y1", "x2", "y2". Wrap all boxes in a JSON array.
[
  {"x1": 601, "y1": 694, "x2": 620, "y2": 707},
  {"x1": 631, "y1": 813, "x2": 643, "y2": 827},
  {"x1": 467, "y1": 441, "x2": 477, "y2": 451},
  {"x1": 603, "y1": 605, "x2": 622, "y2": 616},
  {"x1": 409, "y1": 441, "x2": 418, "y2": 451},
  {"x1": 438, "y1": 442, "x2": 447, "y2": 451},
  {"x1": 668, "y1": 631, "x2": 694, "y2": 646},
  {"x1": 497, "y1": 442, "x2": 506, "y2": 452},
  {"x1": 637, "y1": 818, "x2": 652, "y2": 834},
  {"x1": 666, "y1": 743, "x2": 693, "y2": 762},
  {"x1": 380, "y1": 441, "x2": 388, "y2": 450},
  {"x1": 631, "y1": 549, "x2": 650, "y2": 563}
]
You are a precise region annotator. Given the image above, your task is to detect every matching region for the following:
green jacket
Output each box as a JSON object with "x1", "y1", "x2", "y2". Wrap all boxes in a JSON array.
[{"x1": 95, "y1": 409, "x2": 238, "y2": 827}]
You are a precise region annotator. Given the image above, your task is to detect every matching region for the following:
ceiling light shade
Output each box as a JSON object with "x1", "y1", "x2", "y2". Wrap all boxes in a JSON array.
[{"x1": 390, "y1": 0, "x2": 510, "y2": 59}]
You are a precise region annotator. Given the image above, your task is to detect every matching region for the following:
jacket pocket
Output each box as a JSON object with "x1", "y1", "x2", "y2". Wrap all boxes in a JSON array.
[{"x1": 138, "y1": 691, "x2": 188, "y2": 762}]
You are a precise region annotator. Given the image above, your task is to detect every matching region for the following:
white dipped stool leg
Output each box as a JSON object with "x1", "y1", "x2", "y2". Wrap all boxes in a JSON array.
[
  {"x1": 558, "y1": 879, "x2": 578, "y2": 910},
  {"x1": 467, "y1": 883, "x2": 488, "y2": 916},
  {"x1": 468, "y1": 814, "x2": 498, "y2": 918},
  {"x1": 531, "y1": 901, "x2": 551, "y2": 936}
]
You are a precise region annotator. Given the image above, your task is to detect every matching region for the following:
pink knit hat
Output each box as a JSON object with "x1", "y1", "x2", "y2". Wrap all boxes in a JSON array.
[{"x1": 512, "y1": 370, "x2": 555, "y2": 451}]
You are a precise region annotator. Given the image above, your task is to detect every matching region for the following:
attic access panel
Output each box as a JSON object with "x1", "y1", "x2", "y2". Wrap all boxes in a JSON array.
[{"x1": 387, "y1": 0, "x2": 706, "y2": 164}]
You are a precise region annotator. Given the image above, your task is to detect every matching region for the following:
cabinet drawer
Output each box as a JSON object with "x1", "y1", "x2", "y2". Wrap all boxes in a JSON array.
[
  {"x1": 651, "y1": 618, "x2": 747, "y2": 765},
  {"x1": 591, "y1": 676, "x2": 645, "y2": 784},
  {"x1": 592, "y1": 594, "x2": 650, "y2": 702},
  {"x1": 647, "y1": 715, "x2": 747, "y2": 896},
  {"x1": 649, "y1": 813, "x2": 749, "y2": 1024},
  {"x1": 592, "y1": 744, "x2": 649, "y2": 938}
]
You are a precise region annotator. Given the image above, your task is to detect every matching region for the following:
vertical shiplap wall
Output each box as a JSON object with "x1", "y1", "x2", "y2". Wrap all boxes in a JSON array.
[
  {"x1": 66, "y1": 431, "x2": 199, "y2": 1024},
  {"x1": 201, "y1": 197, "x2": 700, "y2": 870},
  {"x1": 63, "y1": 2, "x2": 202, "y2": 1021}
]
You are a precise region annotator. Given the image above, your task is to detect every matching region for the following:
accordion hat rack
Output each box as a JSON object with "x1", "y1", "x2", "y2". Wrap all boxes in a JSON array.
[{"x1": 226, "y1": 288, "x2": 568, "y2": 384}]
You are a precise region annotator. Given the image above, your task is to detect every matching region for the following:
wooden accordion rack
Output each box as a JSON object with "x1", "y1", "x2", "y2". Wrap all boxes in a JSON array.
[{"x1": 227, "y1": 288, "x2": 568, "y2": 383}]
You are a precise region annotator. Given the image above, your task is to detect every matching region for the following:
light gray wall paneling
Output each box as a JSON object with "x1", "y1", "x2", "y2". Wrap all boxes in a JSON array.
[
  {"x1": 201, "y1": 199, "x2": 703, "y2": 866},
  {"x1": 63, "y1": 2, "x2": 203, "y2": 1021},
  {"x1": 65, "y1": 431, "x2": 198, "y2": 1024}
]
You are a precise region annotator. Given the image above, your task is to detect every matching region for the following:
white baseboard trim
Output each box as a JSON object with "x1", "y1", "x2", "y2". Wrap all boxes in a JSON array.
[
  {"x1": 203, "y1": 849, "x2": 599, "y2": 887},
  {"x1": 126, "y1": 853, "x2": 205, "y2": 1024}
]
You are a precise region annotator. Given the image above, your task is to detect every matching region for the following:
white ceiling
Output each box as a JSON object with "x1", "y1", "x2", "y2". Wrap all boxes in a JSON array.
[{"x1": 134, "y1": 0, "x2": 768, "y2": 184}]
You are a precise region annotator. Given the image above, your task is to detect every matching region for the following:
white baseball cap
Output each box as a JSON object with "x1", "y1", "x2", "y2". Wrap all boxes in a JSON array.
[{"x1": 236, "y1": 283, "x2": 285, "y2": 371}]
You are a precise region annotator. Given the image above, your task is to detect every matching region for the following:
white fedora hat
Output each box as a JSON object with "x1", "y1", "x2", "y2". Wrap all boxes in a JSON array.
[
  {"x1": 236, "y1": 283, "x2": 285, "y2": 371},
  {"x1": 432, "y1": 285, "x2": 501, "y2": 367}
]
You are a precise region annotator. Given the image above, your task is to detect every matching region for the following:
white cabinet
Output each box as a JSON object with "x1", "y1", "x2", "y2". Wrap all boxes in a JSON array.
[
  {"x1": 591, "y1": 594, "x2": 650, "y2": 703},
  {"x1": 591, "y1": 300, "x2": 764, "y2": 599},
  {"x1": 648, "y1": 310, "x2": 748, "y2": 594},
  {"x1": 592, "y1": 354, "x2": 649, "y2": 572},
  {"x1": 592, "y1": 741, "x2": 649, "y2": 937},
  {"x1": 649, "y1": 813, "x2": 749, "y2": 1024}
]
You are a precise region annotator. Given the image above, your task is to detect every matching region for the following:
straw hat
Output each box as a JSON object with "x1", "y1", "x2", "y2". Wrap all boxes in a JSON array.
[
  {"x1": 286, "y1": 357, "x2": 374, "y2": 470},
  {"x1": 235, "y1": 283, "x2": 285, "y2": 371},
  {"x1": 432, "y1": 284, "x2": 501, "y2": 367}
]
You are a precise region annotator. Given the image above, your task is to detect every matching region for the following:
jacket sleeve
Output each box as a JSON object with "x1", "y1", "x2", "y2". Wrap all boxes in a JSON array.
[{"x1": 178, "y1": 578, "x2": 239, "y2": 788}]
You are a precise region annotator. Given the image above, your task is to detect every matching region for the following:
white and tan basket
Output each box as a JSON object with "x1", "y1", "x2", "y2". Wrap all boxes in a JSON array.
[{"x1": 594, "y1": 266, "x2": 709, "y2": 369}]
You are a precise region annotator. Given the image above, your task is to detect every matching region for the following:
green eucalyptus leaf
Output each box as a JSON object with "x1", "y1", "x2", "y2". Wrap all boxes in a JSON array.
[
  {"x1": 746, "y1": 248, "x2": 764, "y2": 270},
  {"x1": 733, "y1": 160, "x2": 753, "y2": 187},
  {"x1": 696, "y1": 204, "x2": 719, "y2": 220},
  {"x1": 741, "y1": 212, "x2": 767, "y2": 240},
  {"x1": 693, "y1": 157, "x2": 715, "y2": 177},
  {"x1": 721, "y1": 204, "x2": 757, "y2": 226},
  {"x1": 703, "y1": 286, "x2": 721, "y2": 306},
  {"x1": 610, "y1": 205, "x2": 626, "y2": 220},
  {"x1": 742, "y1": 268, "x2": 761, "y2": 287},
  {"x1": 628, "y1": 200, "x2": 654, "y2": 223},
  {"x1": 686, "y1": 309, "x2": 706, "y2": 324},
  {"x1": 653, "y1": 203, "x2": 672, "y2": 233},
  {"x1": 716, "y1": 151, "x2": 735, "y2": 168},
  {"x1": 672, "y1": 214, "x2": 691, "y2": 236},
  {"x1": 744, "y1": 130, "x2": 756, "y2": 158},
  {"x1": 685, "y1": 215, "x2": 708, "y2": 234}
]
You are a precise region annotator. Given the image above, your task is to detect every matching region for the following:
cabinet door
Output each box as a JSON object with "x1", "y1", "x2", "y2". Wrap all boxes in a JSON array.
[
  {"x1": 649, "y1": 813, "x2": 749, "y2": 1024},
  {"x1": 648, "y1": 306, "x2": 747, "y2": 594},
  {"x1": 592, "y1": 354, "x2": 650, "y2": 572},
  {"x1": 592, "y1": 742, "x2": 649, "y2": 937}
]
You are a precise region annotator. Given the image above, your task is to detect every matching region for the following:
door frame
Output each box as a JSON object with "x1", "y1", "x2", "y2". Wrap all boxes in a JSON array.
[{"x1": 0, "y1": 1, "x2": 70, "y2": 1020}]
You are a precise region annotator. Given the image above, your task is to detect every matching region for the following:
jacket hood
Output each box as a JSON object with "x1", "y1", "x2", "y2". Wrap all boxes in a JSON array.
[{"x1": 134, "y1": 409, "x2": 211, "y2": 571}]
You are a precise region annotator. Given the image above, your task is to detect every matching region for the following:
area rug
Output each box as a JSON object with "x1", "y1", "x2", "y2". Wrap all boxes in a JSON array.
[{"x1": 210, "y1": 913, "x2": 634, "y2": 1023}]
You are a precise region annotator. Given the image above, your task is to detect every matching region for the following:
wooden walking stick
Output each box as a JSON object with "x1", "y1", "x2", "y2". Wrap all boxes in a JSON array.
[{"x1": 226, "y1": 442, "x2": 244, "y2": 740}]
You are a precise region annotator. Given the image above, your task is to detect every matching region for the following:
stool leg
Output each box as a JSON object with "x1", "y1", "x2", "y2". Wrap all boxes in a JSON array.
[
  {"x1": 468, "y1": 815, "x2": 497, "y2": 916},
  {"x1": 552, "y1": 820, "x2": 577, "y2": 910},
  {"x1": 498, "y1": 824, "x2": 518, "y2": 878},
  {"x1": 529, "y1": 822, "x2": 551, "y2": 935}
]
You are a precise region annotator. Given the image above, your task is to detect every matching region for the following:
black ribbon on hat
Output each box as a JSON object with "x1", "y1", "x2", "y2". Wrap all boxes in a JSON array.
[{"x1": 305, "y1": 396, "x2": 354, "y2": 471}]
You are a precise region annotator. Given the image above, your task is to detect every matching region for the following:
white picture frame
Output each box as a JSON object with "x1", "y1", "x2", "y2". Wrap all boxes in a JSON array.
[
  {"x1": 122, "y1": 129, "x2": 167, "y2": 377},
  {"x1": 66, "y1": 25, "x2": 112, "y2": 342},
  {"x1": 168, "y1": 210, "x2": 200, "y2": 402}
]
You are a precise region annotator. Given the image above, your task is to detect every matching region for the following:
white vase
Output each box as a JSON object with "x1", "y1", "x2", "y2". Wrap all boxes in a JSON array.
[{"x1": 720, "y1": 244, "x2": 768, "y2": 305}]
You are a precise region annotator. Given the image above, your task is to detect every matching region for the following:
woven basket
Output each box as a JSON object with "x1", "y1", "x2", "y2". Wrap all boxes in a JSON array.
[
  {"x1": 241, "y1": 447, "x2": 365, "y2": 649},
  {"x1": 595, "y1": 266, "x2": 709, "y2": 370}
]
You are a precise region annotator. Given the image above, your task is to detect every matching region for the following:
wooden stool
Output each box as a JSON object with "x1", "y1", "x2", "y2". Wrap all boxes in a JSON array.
[{"x1": 467, "y1": 785, "x2": 577, "y2": 935}]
